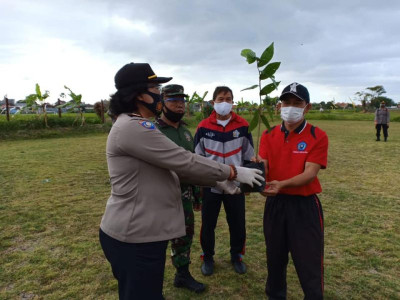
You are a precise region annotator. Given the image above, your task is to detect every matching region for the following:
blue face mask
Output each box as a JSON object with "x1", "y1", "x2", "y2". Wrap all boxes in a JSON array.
[{"x1": 142, "y1": 91, "x2": 164, "y2": 117}]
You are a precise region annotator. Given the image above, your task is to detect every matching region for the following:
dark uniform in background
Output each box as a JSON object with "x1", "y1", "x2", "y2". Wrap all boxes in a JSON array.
[
  {"x1": 155, "y1": 84, "x2": 205, "y2": 293},
  {"x1": 375, "y1": 101, "x2": 390, "y2": 141},
  {"x1": 155, "y1": 118, "x2": 200, "y2": 267}
]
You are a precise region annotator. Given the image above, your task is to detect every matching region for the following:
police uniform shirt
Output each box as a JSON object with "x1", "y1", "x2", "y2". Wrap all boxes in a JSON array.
[{"x1": 100, "y1": 114, "x2": 231, "y2": 243}]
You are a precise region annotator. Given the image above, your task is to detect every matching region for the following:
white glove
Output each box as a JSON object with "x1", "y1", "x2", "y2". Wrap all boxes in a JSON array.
[
  {"x1": 215, "y1": 180, "x2": 241, "y2": 195},
  {"x1": 236, "y1": 166, "x2": 264, "y2": 187}
]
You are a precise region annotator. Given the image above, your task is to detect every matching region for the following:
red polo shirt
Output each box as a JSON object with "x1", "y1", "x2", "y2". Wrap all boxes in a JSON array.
[{"x1": 259, "y1": 120, "x2": 328, "y2": 196}]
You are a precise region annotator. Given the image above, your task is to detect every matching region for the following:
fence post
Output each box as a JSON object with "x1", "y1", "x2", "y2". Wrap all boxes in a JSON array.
[
  {"x1": 5, "y1": 96, "x2": 10, "y2": 122},
  {"x1": 101, "y1": 100, "x2": 105, "y2": 124},
  {"x1": 58, "y1": 98, "x2": 62, "y2": 118}
]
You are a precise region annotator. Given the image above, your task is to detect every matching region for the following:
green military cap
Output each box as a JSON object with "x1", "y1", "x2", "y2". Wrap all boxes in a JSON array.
[{"x1": 162, "y1": 84, "x2": 188, "y2": 98}]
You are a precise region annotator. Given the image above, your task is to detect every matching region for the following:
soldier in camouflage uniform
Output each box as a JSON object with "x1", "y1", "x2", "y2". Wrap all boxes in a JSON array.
[{"x1": 155, "y1": 84, "x2": 205, "y2": 293}]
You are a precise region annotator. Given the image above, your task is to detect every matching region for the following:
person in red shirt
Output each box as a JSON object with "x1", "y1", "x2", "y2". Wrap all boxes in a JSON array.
[{"x1": 258, "y1": 82, "x2": 328, "y2": 300}]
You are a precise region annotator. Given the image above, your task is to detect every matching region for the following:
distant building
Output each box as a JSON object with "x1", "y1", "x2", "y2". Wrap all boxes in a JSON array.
[
  {"x1": 336, "y1": 102, "x2": 349, "y2": 109},
  {"x1": 0, "y1": 98, "x2": 15, "y2": 106}
]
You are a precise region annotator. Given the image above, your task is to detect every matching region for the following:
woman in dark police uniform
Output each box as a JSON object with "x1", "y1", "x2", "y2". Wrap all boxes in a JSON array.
[{"x1": 99, "y1": 62, "x2": 264, "y2": 300}]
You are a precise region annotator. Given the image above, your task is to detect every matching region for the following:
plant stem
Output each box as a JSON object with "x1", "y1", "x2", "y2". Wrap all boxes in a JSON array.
[{"x1": 256, "y1": 68, "x2": 262, "y2": 155}]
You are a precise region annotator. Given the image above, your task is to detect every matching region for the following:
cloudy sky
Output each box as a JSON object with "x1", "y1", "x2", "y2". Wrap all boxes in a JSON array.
[{"x1": 1, "y1": 0, "x2": 400, "y2": 105}]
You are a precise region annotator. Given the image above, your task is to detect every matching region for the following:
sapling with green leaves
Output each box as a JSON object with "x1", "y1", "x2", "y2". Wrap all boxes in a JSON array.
[
  {"x1": 240, "y1": 42, "x2": 281, "y2": 154},
  {"x1": 24, "y1": 83, "x2": 50, "y2": 127}
]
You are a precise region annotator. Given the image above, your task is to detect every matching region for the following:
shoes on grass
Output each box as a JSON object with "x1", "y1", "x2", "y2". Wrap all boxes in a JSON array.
[
  {"x1": 232, "y1": 259, "x2": 247, "y2": 274},
  {"x1": 201, "y1": 260, "x2": 214, "y2": 276},
  {"x1": 174, "y1": 270, "x2": 205, "y2": 293}
]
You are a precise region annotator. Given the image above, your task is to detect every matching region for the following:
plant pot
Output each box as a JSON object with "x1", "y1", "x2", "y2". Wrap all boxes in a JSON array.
[{"x1": 240, "y1": 161, "x2": 266, "y2": 193}]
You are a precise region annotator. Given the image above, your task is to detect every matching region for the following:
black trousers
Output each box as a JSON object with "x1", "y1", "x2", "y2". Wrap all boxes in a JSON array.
[
  {"x1": 376, "y1": 124, "x2": 388, "y2": 139},
  {"x1": 263, "y1": 194, "x2": 324, "y2": 300},
  {"x1": 200, "y1": 188, "x2": 246, "y2": 261},
  {"x1": 99, "y1": 229, "x2": 168, "y2": 300}
]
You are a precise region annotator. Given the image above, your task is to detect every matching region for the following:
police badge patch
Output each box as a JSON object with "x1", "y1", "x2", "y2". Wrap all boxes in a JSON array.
[
  {"x1": 138, "y1": 120, "x2": 156, "y2": 130},
  {"x1": 184, "y1": 131, "x2": 192, "y2": 142}
]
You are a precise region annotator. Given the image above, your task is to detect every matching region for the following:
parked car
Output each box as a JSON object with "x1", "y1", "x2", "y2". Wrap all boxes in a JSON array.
[{"x1": 0, "y1": 107, "x2": 20, "y2": 114}]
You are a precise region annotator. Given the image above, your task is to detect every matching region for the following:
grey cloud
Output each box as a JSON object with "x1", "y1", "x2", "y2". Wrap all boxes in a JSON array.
[{"x1": 1, "y1": 0, "x2": 400, "y2": 101}]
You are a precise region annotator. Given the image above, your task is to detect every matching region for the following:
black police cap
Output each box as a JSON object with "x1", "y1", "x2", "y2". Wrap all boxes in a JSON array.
[{"x1": 114, "y1": 63, "x2": 172, "y2": 89}]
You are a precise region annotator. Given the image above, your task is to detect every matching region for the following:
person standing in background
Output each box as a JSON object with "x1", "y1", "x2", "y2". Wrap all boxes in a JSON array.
[{"x1": 375, "y1": 101, "x2": 390, "y2": 141}]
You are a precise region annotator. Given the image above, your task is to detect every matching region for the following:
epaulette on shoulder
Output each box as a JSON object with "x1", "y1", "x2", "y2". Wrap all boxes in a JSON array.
[
  {"x1": 310, "y1": 125, "x2": 317, "y2": 139},
  {"x1": 127, "y1": 113, "x2": 141, "y2": 118}
]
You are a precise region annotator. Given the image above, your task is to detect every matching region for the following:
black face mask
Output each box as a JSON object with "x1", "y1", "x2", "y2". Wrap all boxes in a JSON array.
[
  {"x1": 163, "y1": 105, "x2": 185, "y2": 123},
  {"x1": 142, "y1": 91, "x2": 163, "y2": 117}
]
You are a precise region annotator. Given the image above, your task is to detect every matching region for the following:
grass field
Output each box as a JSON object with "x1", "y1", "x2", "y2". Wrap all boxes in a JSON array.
[{"x1": 1, "y1": 120, "x2": 399, "y2": 299}]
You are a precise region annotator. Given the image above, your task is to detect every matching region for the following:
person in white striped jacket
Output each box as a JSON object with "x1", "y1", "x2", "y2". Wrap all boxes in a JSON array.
[{"x1": 194, "y1": 86, "x2": 255, "y2": 276}]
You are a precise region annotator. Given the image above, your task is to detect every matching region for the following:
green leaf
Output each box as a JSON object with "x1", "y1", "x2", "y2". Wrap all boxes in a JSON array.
[
  {"x1": 64, "y1": 86, "x2": 82, "y2": 104},
  {"x1": 260, "y1": 62, "x2": 281, "y2": 80},
  {"x1": 35, "y1": 83, "x2": 42, "y2": 99},
  {"x1": 248, "y1": 110, "x2": 260, "y2": 132},
  {"x1": 270, "y1": 76, "x2": 280, "y2": 89},
  {"x1": 258, "y1": 42, "x2": 274, "y2": 68},
  {"x1": 241, "y1": 49, "x2": 257, "y2": 64},
  {"x1": 240, "y1": 85, "x2": 259, "y2": 92},
  {"x1": 201, "y1": 91, "x2": 208, "y2": 100},
  {"x1": 260, "y1": 114, "x2": 271, "y2": 130},
  {"x1": 266, "y1": 106, "x2": 274, "y2": 121},
  {"x1": 42, "y1": 91, "x2": 50, "y2": 100},
  {"x1": 260, "y1": 82, "x2": 280, "y2": 95},
  {"x1": 25, "y1": 94, "x2": 38, "y2": 106}
]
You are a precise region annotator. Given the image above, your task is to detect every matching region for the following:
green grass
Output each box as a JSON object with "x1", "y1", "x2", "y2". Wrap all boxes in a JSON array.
[
  {"x1": 1, "y1": 120, "x2": 399, "y2": 299},
  {"x1": 0, "y1": 113, "x2": 106, "y2": 131}
]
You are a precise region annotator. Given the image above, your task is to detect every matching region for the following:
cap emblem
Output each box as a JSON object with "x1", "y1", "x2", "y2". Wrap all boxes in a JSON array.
[{"x1": 290, "y1": 83, "x2": 299, "y2": 93}]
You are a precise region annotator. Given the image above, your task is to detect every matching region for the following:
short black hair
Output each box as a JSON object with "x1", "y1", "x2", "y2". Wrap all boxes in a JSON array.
[
  {"x1": 109, "y1": 84, "x2": 148, "y2": 116},
  {"x1": 212, "y1": 86, "x2": 233, "y2": 101}
]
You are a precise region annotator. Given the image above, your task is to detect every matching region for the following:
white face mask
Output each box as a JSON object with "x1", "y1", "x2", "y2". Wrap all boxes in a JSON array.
[
  {"x1": 214, "y1": 102, "x2": 233, "y2": 116},
  {"x1": 280, "y1": 106, "x2": 306, "y2": 124}
]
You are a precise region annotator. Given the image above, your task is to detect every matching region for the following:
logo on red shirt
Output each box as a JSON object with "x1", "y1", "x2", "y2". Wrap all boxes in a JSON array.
[{"x1": 297, "y1": 141, "x2": 307, "y2": 151}]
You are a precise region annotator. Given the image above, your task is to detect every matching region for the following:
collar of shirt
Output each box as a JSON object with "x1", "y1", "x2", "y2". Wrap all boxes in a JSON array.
[
  {"x1": 280, "y1": 119, "x2": 307, "y2": 138},
  {"x1": 155, "y1": 117, "x2": 187, "y2": 128}
]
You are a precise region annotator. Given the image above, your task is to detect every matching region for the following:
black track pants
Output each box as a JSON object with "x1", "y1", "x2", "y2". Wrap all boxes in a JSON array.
[
  {"x1": 200, "y1": 188, "x2": 246, "y2": 261},
  {"x1": 263, "y1": 194, "x2": 324, "y2": 300},
  {"x1": 99, "y1": 229, "x2": 168, "y2": 300}
]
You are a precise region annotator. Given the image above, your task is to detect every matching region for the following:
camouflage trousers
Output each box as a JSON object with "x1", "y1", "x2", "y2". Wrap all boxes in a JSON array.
[{"x1": 170, "y1": 187, "x2": 195, "y2": 269}]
